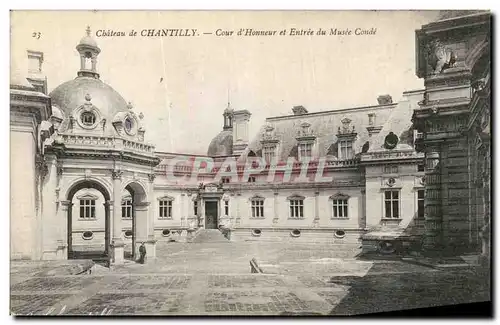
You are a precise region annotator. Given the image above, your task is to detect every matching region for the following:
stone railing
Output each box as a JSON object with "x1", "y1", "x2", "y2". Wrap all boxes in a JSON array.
[{"x1": 56, "y1": 134, "x2": 155, "y2": 154}]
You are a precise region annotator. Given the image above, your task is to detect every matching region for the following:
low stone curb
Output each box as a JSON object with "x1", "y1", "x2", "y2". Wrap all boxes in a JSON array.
[{"x1": 33, "y1": 260, "x2": 95, "y2": 276}]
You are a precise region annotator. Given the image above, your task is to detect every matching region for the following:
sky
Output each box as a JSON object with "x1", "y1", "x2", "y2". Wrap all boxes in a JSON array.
[{"x1": 10, "y1": 10, "x2": 439, "y2": 155}]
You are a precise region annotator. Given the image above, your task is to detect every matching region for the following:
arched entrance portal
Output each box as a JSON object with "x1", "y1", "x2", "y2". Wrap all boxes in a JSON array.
[
  {"x1": 66, "y1": 180, "x2": 111, "y2": 261},
  {"x1": 124, "y1": 181, "x2": 149, "y2": 261}
]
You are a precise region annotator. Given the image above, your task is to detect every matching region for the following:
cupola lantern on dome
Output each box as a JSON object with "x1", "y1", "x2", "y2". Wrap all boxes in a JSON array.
[
  {"x1": 76, "y1": 26, "x2": 101, "y2": 79},
  {"x1": 223, "y1": 102, "x2": 234, "y2": 130}
]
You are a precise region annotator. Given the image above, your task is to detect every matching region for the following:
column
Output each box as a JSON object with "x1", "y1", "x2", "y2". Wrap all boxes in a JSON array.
[
  {"x1": 135, "y1": 202, "x2": 153, "y2": 260},
  {"x1": 423, "y1": 148, "x2": 442, "y2": 253},
  {"x1": 146, "y1": 173, "x2": 157, "y2": 258},
  {"x1": 80, "y1": 54, "x2": 85, "y2": 70},
  {"x1": 272, "y1": 191, "x2": 279, "y2": 224},
  {"x1": 91, "y1": 54, "x2": 97, "y2": 71},
  {"x1": 313, "y1": 189, "x2": 320, "y2": 227},
  {"x1": 57, "y1": 200, "x2": 72, "y2": 259},
  {"x1": 235, "y1": 193, "x2": 241, "y2": 227},
  {"x1": 180, "y1": 193, "x2": 186, "y2": 228},
  {"x1": 360, "y1": 189, "x2": 367, "y2": 229},
  {"x1": 480, "y1": 142, "x2": 491, "y2": 265},
  {"x1": 42, "y1": 156, "x2": 59, "y2": 259},
  {"x1": 110, "y1": 169, "x2": 124, "y2": 265},
  {"x1": 199, "y1": 198, "x2": 205, "y2": 228},
  {"x1": 103, "y1": 200, "x2": 112, "y2": 256}
]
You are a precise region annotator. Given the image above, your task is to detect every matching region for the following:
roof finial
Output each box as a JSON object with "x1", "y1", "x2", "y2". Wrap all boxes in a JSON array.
[{"x1": 86, "y1": 26, "x2": 91, "y2": 37}]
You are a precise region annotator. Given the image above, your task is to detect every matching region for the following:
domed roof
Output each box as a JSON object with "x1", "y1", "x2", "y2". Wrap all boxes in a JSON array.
[
  {"x1": 77, "y1": 26, "x2": 100, "y2": 51},
  {"x1": 49, "y1": 76, "x2": 129, "y2": 118},
  {"x1": 79, "y1": 35, "x2": 98, "y2": 48},
  {"x1": 207, "y1": 130, "x2": 233, "y2": 156}
]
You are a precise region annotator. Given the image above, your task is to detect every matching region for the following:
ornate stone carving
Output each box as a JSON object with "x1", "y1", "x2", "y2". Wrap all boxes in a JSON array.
[
  {"x1": 35, "y1": 154, "x2": 48, "y2": 179},
  {"x1": 425, "y1": 39, "x2": 457, "y2": 75},
  {"x1": 111, "y1": 169, "x2": 123, "y2": 180},
  {"x1": 147, "y1": 173, "x2": 156, "y2": 183}
]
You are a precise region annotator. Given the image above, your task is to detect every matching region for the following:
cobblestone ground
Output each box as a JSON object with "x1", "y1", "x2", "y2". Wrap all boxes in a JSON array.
[{"x1": 10, "y1": 241, "x2": 491, "y2": 316}]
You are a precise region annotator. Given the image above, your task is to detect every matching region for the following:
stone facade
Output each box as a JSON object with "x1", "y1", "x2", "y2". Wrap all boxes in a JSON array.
[{"x1": 412, "y1": 12, "x2": 491, "y2": 259}]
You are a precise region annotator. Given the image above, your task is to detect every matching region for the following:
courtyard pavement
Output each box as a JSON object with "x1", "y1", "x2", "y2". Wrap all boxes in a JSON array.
[{"x1": 10, "y1": 241, "x2": 491, "y2": 316}]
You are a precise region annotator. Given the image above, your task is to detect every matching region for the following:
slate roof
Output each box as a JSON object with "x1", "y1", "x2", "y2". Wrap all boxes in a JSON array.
[
  {"x1": 242, "y1": 103, "x2": 396, "y2": 161},
  {"x1": 367, "y1": 90, "x2": 424, "y2": 153}
]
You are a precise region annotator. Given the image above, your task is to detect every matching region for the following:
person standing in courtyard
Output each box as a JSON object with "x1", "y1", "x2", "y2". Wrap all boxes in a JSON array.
[{"x1": 138, "y1": 242, "x2": 146, "y2": 264}]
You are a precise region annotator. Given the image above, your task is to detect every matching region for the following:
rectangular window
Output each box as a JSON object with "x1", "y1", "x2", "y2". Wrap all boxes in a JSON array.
[
  {"x1": 224, "y1": 201, "x2": 229, "y2": 215},
  {"x1": 384, "y1": 190, "x2": 400, "y2": 219},
  {"x1": 340, "y1": 140, "x2": 354, "y2": 159},
  {"x1": 121, "y1": 199, "x2": 132, "y2": 219},
  {"x1": 383, "y1": 165, "x2": 399, "y2": 174},
  {"x1": 332, "y1": 199, "x2": 349, "y2": 218},
  {"x1": 79, "y1": 199, "x2": 96, "y2": 219},
  {"x1": 263, "y1": 146, "x2": 275, "y2": 163},
  {"x1": 417, "y1": 190, "x2": 425, "y2": 219},
  {"x1": 289, "y1": 199, "x2": 304, "y2": 218},
  {"x1": 193, "y1": 200, "x2": 198, "y2": 216},
  {"x1": 221, "y1": 177, "x2": 230, "y2": 184},
  {"x1": 159, "y1": 200, "x2": 173, "y2": 219},
  {"x1": 248, "y1": 176, "x2": 256, "y2": 183},
  {"x1": 417, "y1": 163, "x2": 425, "y2": 172},
  {"x1": 299, "y1": 143, "x2": 312, "y2": 159},
  {"x1": 251, "y1": 199, "x2": 265, "y2": 218}
]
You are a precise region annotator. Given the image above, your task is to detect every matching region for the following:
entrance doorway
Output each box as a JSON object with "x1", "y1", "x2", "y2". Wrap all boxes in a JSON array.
[
  {"x1": 205, "y1": 201, "x2": 219, "y2": 229},
  {"x1": 66, "y1": 180, "x2": 111, "y2": 263}
]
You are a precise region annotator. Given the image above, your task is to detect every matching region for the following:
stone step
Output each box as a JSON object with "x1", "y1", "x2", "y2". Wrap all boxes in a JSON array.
[{"x1": 192, "y1": 229, "x2": 230, "y2": 243}]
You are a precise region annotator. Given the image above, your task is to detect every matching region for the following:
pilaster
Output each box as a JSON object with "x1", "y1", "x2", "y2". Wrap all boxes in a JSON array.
[{"x1": 110, "y1": 169, "x2": 124, "y2": 265}]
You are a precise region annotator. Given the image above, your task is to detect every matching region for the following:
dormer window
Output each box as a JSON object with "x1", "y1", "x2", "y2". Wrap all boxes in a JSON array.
[
  {"x1": 337, "y1": 117, "x2": 357, "y2": 159},
  {"x1": 81, "y1": 111, "x2": 96, "y2": 126},
  {"x1": 339, "y1": 140, "x2": 354, "y2": 160},
  {"x1": 263, "y1": 145, "x2": 275, "y2": 162},
  {"x1": 295, "y1": 121, "x2": 316, "y2": 161},
  {"x1": 261, "y1": 124, "x2": 279, "y2": 163},
  {"x1": 299, "y1": 143, "x2": 312, "y2": 159}
]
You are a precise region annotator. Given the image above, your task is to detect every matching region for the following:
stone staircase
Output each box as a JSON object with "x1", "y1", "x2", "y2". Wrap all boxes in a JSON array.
[{"x1": 192, "y1": 229, "x2": 230, "y2": 243}]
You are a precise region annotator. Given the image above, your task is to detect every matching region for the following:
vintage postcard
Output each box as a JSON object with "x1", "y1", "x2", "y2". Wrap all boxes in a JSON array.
[{"x1": 9, "y1": 10, "x2": 491, "y2": 316}]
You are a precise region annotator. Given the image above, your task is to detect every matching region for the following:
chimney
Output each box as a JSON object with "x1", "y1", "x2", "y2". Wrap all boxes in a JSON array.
[
  {"x1": 292, "y1": 105, "x2": 308, "y2": 115},
  {"x1": 377, "y1": 95, "x2": 393, "y2": 105},
  {"x1": 232, "y1": 109, "x2": 252, "y2": 155},
  {"x1": 26, "y1": 50, "x2": 48, "y2": 94}
]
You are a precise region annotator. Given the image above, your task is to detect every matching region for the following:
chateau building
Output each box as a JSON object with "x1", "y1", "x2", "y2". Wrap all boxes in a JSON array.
[{"x1": 10, "y1": 11, "x2": 490, "y2": 265}]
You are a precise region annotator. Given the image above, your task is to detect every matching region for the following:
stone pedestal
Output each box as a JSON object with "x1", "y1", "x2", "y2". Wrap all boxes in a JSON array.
[
  {"x1": 110, "y1": 239, "x2": 125, "y2": 265},
  {"x1": 56, "y1": 240, "x2": 67, "y2": 260},
  {"x1": 145, "y1": 238, "x2": 157, "y2": 260}
]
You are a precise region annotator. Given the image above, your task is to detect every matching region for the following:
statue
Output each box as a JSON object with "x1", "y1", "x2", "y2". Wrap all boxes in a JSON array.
[
  {"x1": 138, "y1": 242, "x2": 146, "y2": 264},
  {"x1": 426, "y1": 39, "x2": 457, "y2": 75}
]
